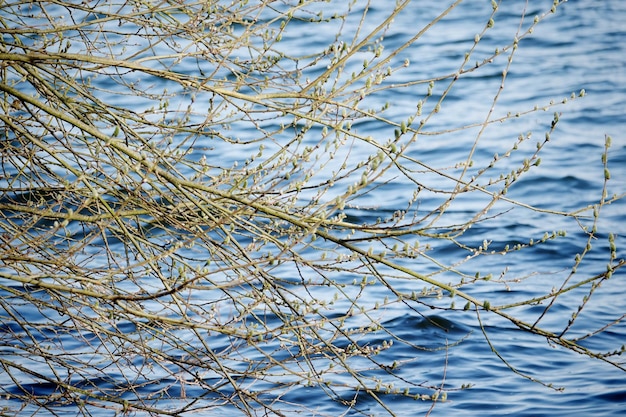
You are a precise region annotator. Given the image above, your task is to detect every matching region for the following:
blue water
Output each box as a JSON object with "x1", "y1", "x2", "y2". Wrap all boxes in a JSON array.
[{"x1": 1, "y1": 0, "x2": 625, "y2": 416}]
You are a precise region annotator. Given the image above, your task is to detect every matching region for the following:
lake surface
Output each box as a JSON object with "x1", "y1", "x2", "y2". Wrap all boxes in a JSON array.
[{"x1": 1, "y1": 0, "x2": 625, "y2": 416}]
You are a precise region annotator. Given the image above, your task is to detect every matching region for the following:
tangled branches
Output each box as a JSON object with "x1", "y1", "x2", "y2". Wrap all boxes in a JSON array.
[{"x1": 0, "y1": 1, "x2": 623, "y2": 415}]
